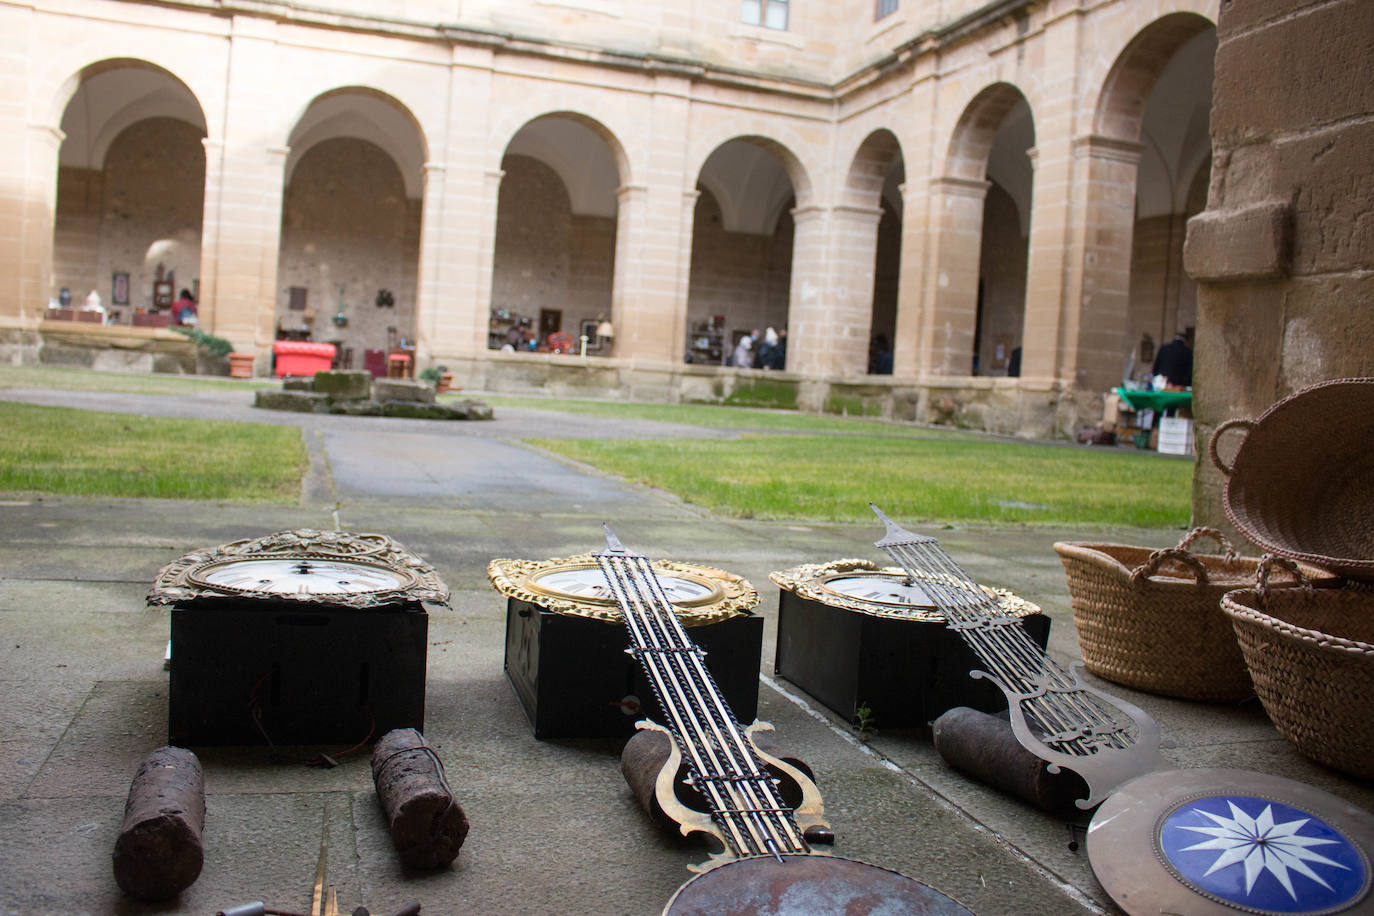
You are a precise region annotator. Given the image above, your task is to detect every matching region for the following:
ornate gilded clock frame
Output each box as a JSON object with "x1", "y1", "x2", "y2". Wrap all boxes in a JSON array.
[
  {"x1": 770, "y1": 558, "x2": 1039, "y2": 622},
  {"x1": 488, "y1": 554, "x2": 758, "y2": 625},
  {"x1": 148, "y1": 528, "x2": 450, "y2": 609}
]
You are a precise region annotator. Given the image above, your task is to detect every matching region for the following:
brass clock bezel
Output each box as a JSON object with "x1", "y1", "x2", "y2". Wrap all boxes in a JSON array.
[
  {"x1": 525, "y1": 562, "x2": 726, "y2": 609},
  {"x1": 185, "y1": 554, "x2": 421, "y2": 599},
  {"x1": 148, "y1": 528, "x2": 450, "y2": 609},
  {"x1": 488, "y1": 554, "x2": 758, "y2": 625},
  {"x1": 771, "y1": 559, "x2": 1039, "y2": 622}
]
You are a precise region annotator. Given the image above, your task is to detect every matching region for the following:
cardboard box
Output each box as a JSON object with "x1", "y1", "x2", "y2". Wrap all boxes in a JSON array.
[{"x1": 1158, "y1": 417, "x2": 1194, "y2": 455}]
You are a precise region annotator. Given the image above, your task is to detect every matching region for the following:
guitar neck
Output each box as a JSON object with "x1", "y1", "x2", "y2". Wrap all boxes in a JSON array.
[{"x1": 595, "y1": 533, "x2": 807, "y2": 861}]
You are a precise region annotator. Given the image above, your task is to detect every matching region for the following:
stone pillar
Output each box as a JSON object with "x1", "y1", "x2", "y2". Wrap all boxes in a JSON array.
[
  {"x1": 196, "y1": 137, "x2": 225, "y2": 333},
  {"x1": 609, "y1": 182, "x2": 649, "y2": 359},
  {"x1": 413, "y1": 161, "x2": 447, "y2": 361},
  {"x1": 919, "y1": 176, "x2": 990, "y2": 376},
  {"x1": 609, "y1": 77, "x2": 694, "y2": 364},
  {"x1": 466, "y1": 166, "x2": 505, "y2": 357},
  {"x1": 205, "y1": 15, "x2": 296, "y2": 359},
  {"x1": 1186, "y1": 0, "x2": 1374, "y2": 538},
  {"x1": 0, "y1": 123, "x2": 64, "y2": 324},
  {"x1": 784, "y1": 204, "x2": 830, "y2": 378},
  {"x1": 670, "y1": 189, "x2": 701, "y2": 364},
  {"x1": 1060, "y1": 135, "x2": 1144, "y2": 392},
  {"x1": 824, "y1": 203, "x2": 884, "y2": 376}
]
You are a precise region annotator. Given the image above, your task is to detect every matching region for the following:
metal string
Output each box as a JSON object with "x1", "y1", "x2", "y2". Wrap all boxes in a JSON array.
[
  {"x1": 596, "y1": 544, "x2": 807, "y2": 861},
  {"x1": 874, "y1": 527, "x2": 1135, "y2": 757}
]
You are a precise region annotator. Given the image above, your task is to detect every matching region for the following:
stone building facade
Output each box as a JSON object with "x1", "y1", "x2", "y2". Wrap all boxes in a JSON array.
[{"x1": 0, "y1": 0, "x2": 1216, "y2": 436}]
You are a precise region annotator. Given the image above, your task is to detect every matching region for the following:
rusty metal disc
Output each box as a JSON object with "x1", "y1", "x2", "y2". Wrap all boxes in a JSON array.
[
  {"x1": 662, "y1": 854, "x2": 973, "y2": 916},
  {"x1": 1088, "y1": 768, "x2": 1374, "y2": 915}
]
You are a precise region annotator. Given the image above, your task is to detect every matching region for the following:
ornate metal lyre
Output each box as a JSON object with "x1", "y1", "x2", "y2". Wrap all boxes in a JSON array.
[
  {"x1": 870, "y1": 505, "x2": 1164, "y2": 809},
  {"x1": 597, "y1": 526, "x2": 831, "y2": 870}
]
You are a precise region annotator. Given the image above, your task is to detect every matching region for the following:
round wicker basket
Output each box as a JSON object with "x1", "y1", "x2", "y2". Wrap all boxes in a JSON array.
[
  {"x1": 1222, "y1": 577, "x2": 1374, "y2": 780},
  {"x1": 1055, "y1": 530, "x2": 1334, "y2": 702},
  {"x1": 1210, "y1": 377, "x2": 1374, "y2": 581}
]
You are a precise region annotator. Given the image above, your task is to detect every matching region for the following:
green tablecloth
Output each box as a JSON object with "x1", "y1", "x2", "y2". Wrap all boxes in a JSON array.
[{"x1": 1114, "y1": 387, "x2": 1192, "y2": 412}]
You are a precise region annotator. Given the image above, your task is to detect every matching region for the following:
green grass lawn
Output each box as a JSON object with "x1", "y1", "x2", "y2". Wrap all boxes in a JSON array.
[
  {"x1": 0, "y1": 364, "x2": 274, "y2": 395},
  {"x1": 0, "y1": 401, "x2": 306, "y2": 502},
  {"x1": 531, "y1": 433, "x2": 1192, "y2": 527},
  {"x1": 478, "y1": 394, "x2": 956, "y2": 436}
]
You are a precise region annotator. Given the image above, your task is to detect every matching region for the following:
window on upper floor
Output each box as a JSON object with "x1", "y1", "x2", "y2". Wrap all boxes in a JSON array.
[
  {"x1": 876, "y1": 0, "x2": 898, "y2": 20},
  {"x1": 742, "y1": 0, "x2": 789, "y2": 30}
]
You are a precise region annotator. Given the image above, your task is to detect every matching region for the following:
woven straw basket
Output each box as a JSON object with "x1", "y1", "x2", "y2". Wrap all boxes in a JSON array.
[
  {"x1": 1210, "y1": 377, "x2": 1374, "y2": 582},
  {"x1": 1054, "y1": 529, "x2": 1330, "y2": 702},
  {"x1": 1222, "y1": 559, "x2": 1374, "y2": 780}
]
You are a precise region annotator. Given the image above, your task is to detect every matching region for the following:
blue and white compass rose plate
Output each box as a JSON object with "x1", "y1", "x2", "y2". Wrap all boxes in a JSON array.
[
  {"x1": 1087, "y1": 769, "x2": 1374, "y2": 916},
  {"x1": 1157, "y1": 794, "x2": 1369, "y2": 914}
]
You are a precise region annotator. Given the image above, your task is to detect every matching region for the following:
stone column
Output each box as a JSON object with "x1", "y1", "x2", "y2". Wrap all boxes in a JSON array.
[
  {"x1": 413, "y1": 161, "x2": 447, "y2": 361},
  {"x1": 1, "y1": 123, "x2": 64, "y2": 324},
  {"x1": 608, "y1": 182, "x2": 649, "y2": 359},
  {"x1": 467, "y1": 166, "x2": 505, "y2": 356},
  {"x1": 670, "y1": 189, "x2": 701, "y2": 364},
  {"x1": 824, "y1": 203, "x2": 884, "y2": 377},
  {"x1": 1060, "y1": 134, "x2": 1144, "y2": 392},
  {"x1": 196, "y1": 137, "x2": 225, "y2": 332},
  {"x1": 918, "y1": 176, "x2": 990, "y2": 376},
  {"x1": 784, "y1": 204, "x2": 830, "y2": 378}
]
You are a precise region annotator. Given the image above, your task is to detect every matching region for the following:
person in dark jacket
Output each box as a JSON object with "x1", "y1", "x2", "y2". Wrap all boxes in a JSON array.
[{"x1": 1152, "y1": 331, "x2": 1193, "y2": 387}]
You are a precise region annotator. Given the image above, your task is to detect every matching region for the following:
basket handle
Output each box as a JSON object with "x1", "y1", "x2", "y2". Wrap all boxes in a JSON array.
[
  {"x1": 1208, "y1": 418, "x2": 1254, "y2": 477},
  {"x1": 1255, "y1": 555, "x2": 1314, "y2": 609},
  {"x1": 1175, "y1": 527, "x2": 1238, "y2": 562},
  {"x1": 1130, "y1": 547, "x2": 1209, "y2": 588}
]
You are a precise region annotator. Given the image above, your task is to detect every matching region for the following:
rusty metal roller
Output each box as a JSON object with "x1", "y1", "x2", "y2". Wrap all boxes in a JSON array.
[{"x1": 112, "y1": 745, "x2": 206, "y2": 900}]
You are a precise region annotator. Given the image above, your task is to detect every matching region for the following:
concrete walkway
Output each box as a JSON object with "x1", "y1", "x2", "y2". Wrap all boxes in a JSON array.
[{"x1": 1, "y1": 387, "x2": 1370, "y2": 916}]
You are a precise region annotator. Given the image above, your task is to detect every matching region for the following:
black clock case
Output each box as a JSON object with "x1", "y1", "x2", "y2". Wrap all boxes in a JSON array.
[
  {"x1": 168, "y1": 597, "x2": 427, "y2": 746},
  {"x1": 503, "y1": 596, "x2": 764, "y2": 739},
  {"x1": 774, "y1": 588, "x2": 1050, "y2": 729}
]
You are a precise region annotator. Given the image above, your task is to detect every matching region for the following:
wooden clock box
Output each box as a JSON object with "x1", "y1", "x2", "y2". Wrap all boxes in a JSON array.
[
  {"x1": 149, "y1": 530, "x2": 449, "y2": 747},
  {"x1": 490, "y1": 556, "x2": 763, "y2": 739}
]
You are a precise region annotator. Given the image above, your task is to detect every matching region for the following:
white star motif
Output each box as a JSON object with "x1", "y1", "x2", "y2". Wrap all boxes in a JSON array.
[{"x1": 1176, "y1": 801, "x2": 1350, "y2": 901}]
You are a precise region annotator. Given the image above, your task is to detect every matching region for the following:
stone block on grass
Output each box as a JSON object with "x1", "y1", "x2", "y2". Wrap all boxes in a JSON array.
[
  {"x1": 254, "y1": 390, "x2": 330, "y2": 413},
  {"x1": 373, "y1": 378, "x2": 435, "y2": 404},
  {"x1": 313, "y1": 370, "x2": 371, "y2": 401}
]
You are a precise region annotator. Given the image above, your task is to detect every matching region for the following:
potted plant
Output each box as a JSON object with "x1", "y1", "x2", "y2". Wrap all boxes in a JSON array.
[
  {"x1": 420, "y1": 365, "x2": 454, "y2": 394},
  {"x1": 175, "y1": 327, "x2": 237, "y2": 376}
]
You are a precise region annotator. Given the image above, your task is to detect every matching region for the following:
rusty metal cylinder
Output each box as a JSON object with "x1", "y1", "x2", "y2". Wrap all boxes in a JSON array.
[
  {"x1": 112, "y1": 745, "x2": 205, "y2": 901},
  {"x1": 371, "y1": 728, "x2": 469, "y2": 869},
  {"x1": 932, "y1": 707, "x2": 1088, "y2": 816}
]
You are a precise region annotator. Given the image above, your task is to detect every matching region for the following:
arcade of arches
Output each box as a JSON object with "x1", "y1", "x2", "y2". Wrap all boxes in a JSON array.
[{"x1": 1, "y1": 0, "x2": 1215, "y2": 438}]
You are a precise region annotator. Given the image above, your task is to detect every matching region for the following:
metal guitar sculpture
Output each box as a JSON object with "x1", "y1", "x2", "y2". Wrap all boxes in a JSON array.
[
  {"x1": 869, "y1": 506, "x2": 1163, "y2": 809},
  {"x1": 595, "y1": 526, "x2": 972, "y2": 915}
]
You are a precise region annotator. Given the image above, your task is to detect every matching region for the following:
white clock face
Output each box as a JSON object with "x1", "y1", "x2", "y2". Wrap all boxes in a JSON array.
[
  {"x1": 819, "y1": 573, "x2": 935, "y2": 608},
  {"x1": 529, "y1": 566, "x2": 721, "y2": 606},
  {"x1": 195, "y1": 557, "x2": 406, "y2": 596}
]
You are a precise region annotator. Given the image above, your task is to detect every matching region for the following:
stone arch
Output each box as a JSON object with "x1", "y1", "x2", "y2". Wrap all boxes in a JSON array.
[
  {"x1": 686, "y1": 126, "x2": 815, "y2": 210},
  {"x1": 842, "y1": 128, "x2": 903, "y2": 208},
  {"x1": 1095, "y1": 11, "x2": 1217, "y2": 142},
  {"x1": 285, "y1": 87, "x2": 429, "y2": 200},
  {"x1": 51, "y1": 59, "x2": 208, "y2": 319},
  {"x1": 493, "y1": 107, "x2": 633, "y2": 192},
  {"x1": 944, "y1": 82, "x2": 1030, "y2": 181},
  {"x1": 489, "y1": 111, "x2": 626, "y2": 351},
  {"x1": 685, "y1": 135, "x2": 803, "y2": 366}
]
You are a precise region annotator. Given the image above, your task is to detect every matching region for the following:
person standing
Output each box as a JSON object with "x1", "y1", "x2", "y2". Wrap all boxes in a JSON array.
[
  {"x1": 172, "y1": 289, "x2": 198, "y2": 326},
  {"x1": 1152, "y1": 331, "x2": 1193, "y2": 388},
  {"x1": 731, "y1": 334, "x2": 754, "y2": 369}
]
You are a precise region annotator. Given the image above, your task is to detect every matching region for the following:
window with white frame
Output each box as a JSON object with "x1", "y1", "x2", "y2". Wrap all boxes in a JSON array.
[
  {"x1": 876, "y1": 0, "x2": 898, "y2": 20},
  {"x1": 742, "y1": 0, "x2": 789, "y2": 30}
]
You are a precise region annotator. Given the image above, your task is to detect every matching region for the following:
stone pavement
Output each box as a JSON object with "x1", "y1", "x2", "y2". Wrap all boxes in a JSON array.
[{"x1": 1, "y1": 387, "x2": 1370, "y2": 916}]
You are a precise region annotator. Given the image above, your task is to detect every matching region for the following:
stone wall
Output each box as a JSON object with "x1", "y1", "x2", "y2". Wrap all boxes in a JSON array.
[{"x1": 1185, "y1": 0, "x2": 1374, "y2": 540}]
